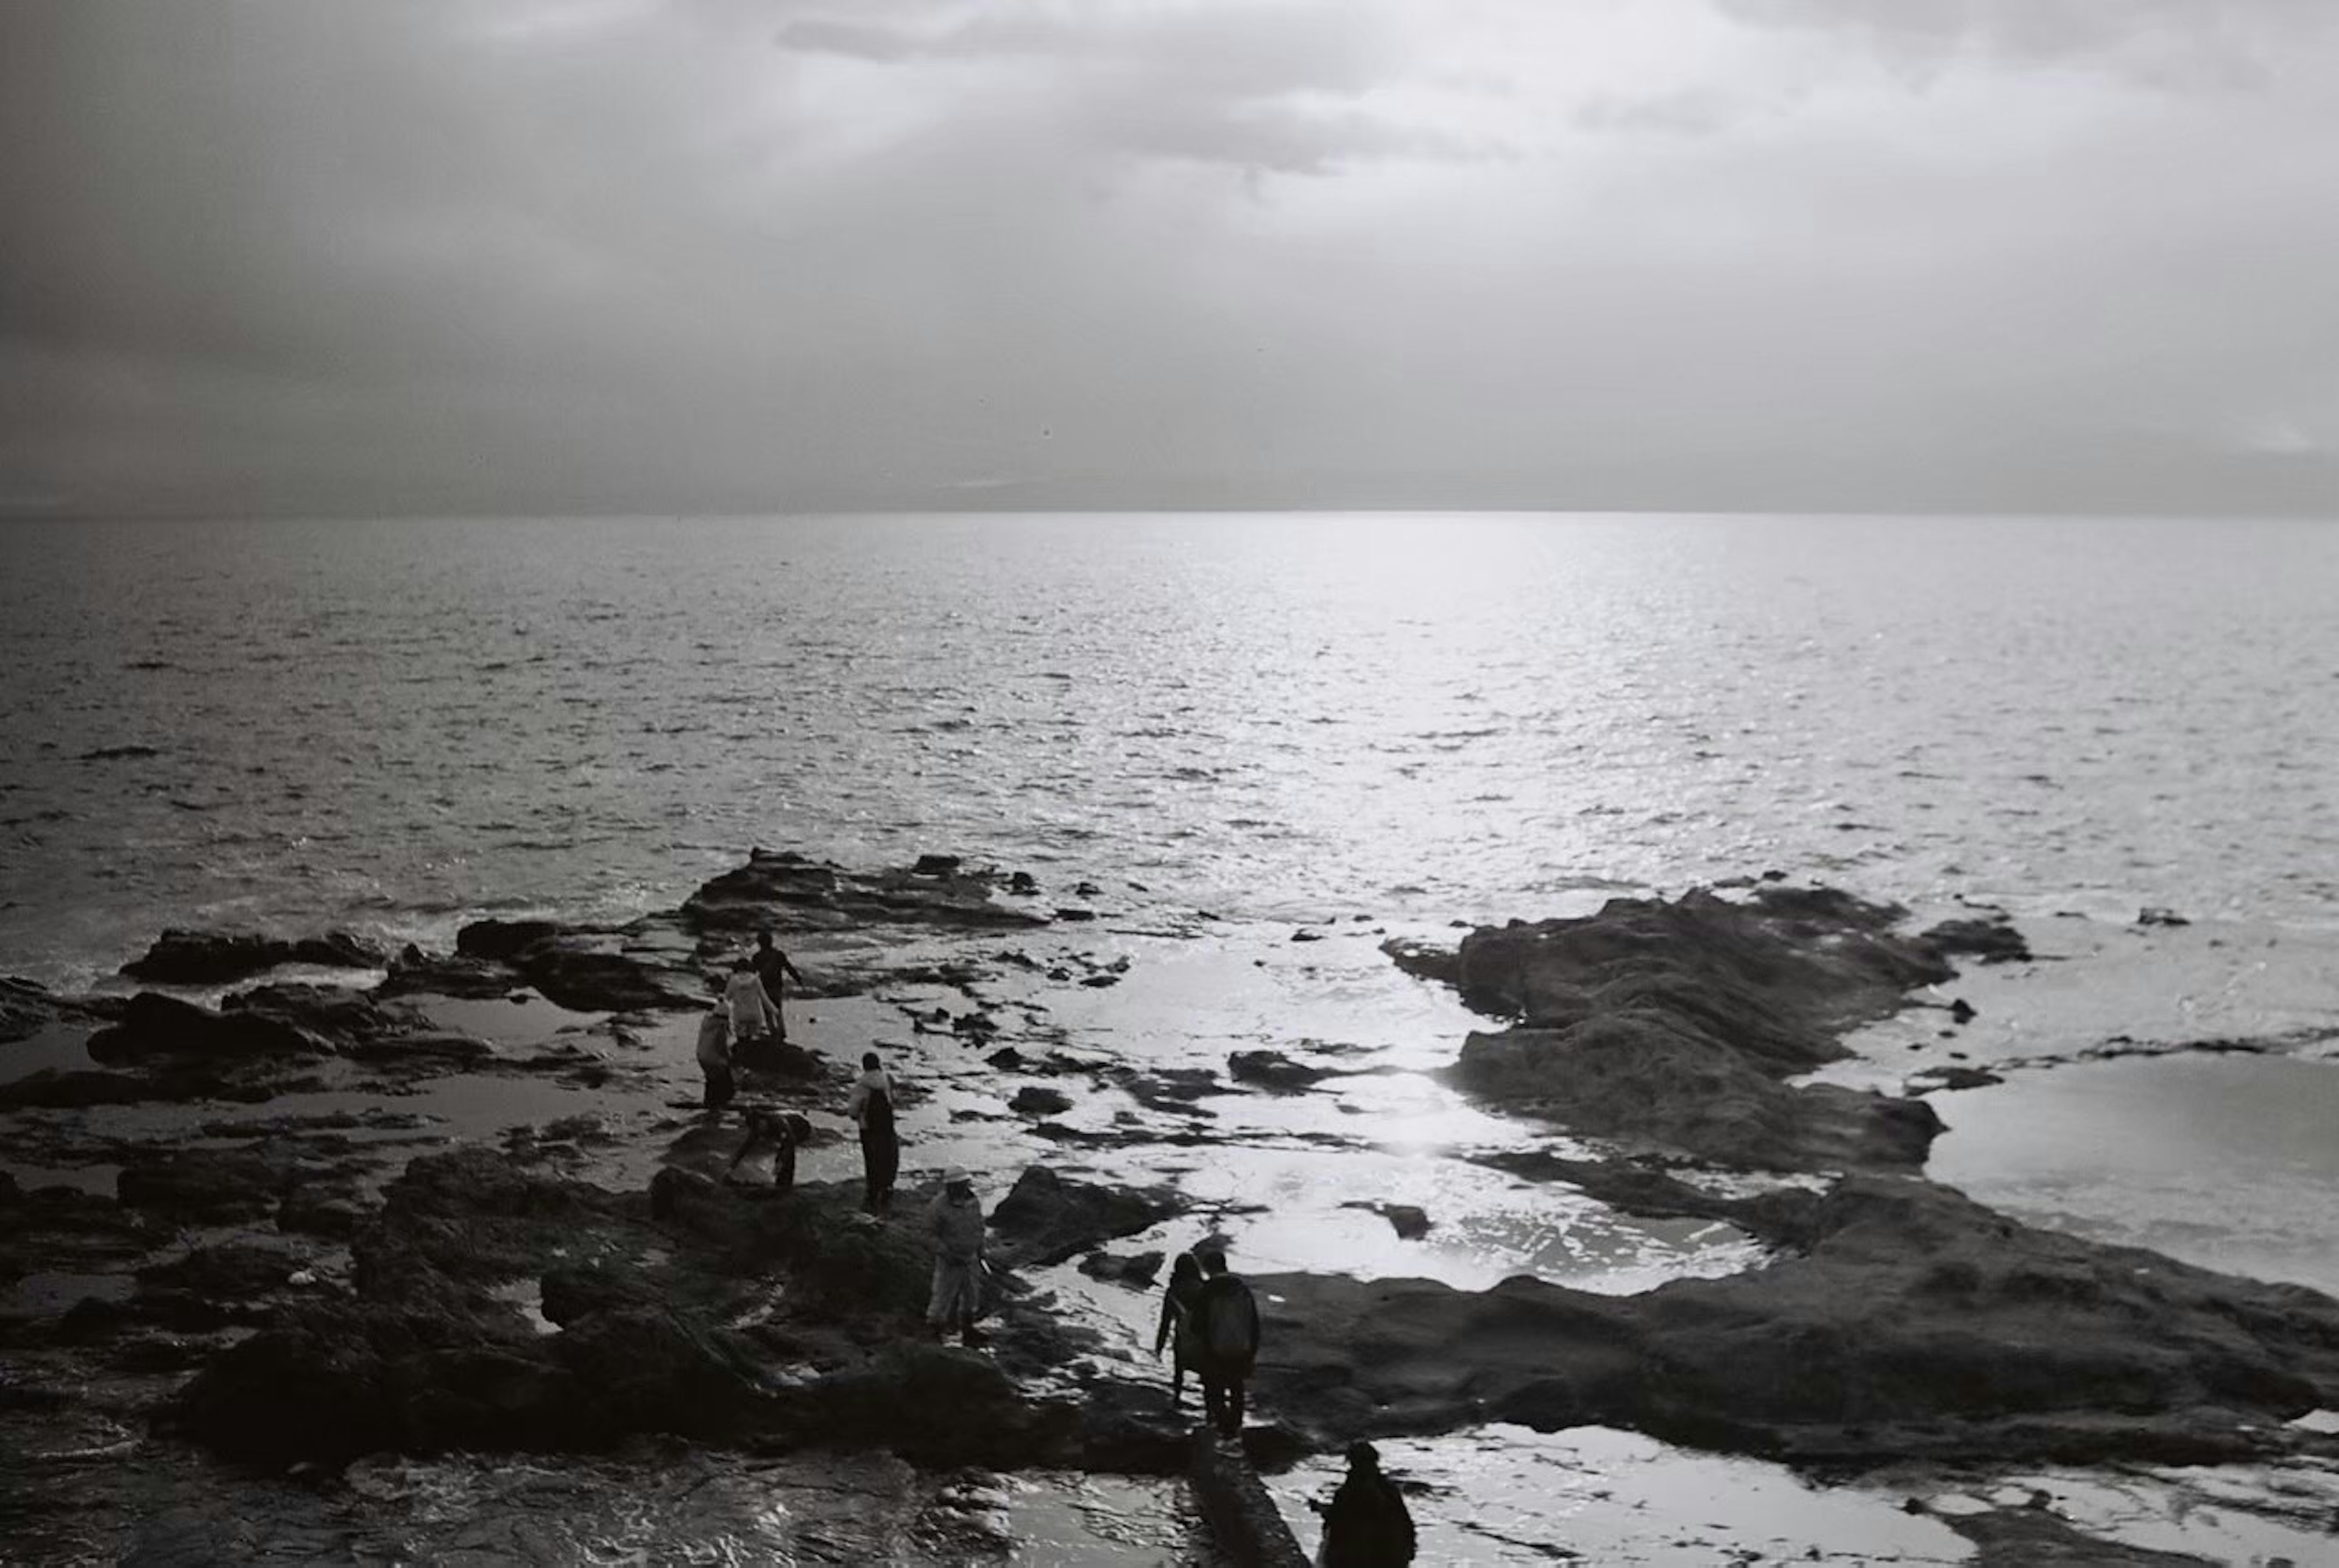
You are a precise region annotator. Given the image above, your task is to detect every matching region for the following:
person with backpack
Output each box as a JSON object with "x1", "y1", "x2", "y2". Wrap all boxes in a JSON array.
[
  {"x1": 1189, "y1": 1248, "x2": 1261, "y2": 1438},
  {"x1": 1153, "y1": 1251, "x2": 1205, "y2": 1408},
  {"x1": 1315, "y1": 1441, "x2": 1416, "y2": 1567},
  {"x1": 847, "y1": 1049, "x2": 900, "y2": 1217}
]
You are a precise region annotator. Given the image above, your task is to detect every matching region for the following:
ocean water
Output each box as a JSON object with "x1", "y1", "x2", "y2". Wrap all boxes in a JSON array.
[{"x1": 4, "y1": 512, "x2": 2335, "y2": 986}]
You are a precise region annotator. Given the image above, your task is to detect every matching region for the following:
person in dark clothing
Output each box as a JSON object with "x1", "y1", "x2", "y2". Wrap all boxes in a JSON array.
[
  {"x1": 725, "y1": 1111, "x2": 809, "y2": 1194},
  {"x1": 848, "y1": 1049, "x2": 900, "y2": 1216},
  {"x1": 1316, "y1": 1441, "x2": 1416, "y2": 1567},
  {"x1": 1188, "y1": 1248, "x2": 1261, "y2": 1438},
  {"x1": 752, "y1": 930, "x2": 807, "y2": 1043},
  {"x1": 1153, "y1": 1252, "x2": 1205, "y2": 1407}
]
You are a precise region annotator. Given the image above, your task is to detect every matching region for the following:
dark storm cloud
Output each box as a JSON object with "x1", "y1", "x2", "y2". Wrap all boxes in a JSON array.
[{"x1": 3, "y1": 0, "x2": 2336, "y2": 517}]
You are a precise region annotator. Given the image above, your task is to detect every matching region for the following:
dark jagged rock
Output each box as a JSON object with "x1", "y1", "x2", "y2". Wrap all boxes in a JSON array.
[
  {"x1": 136, "y1": 1241, "x2": 305, "y2": 1299},
  {"x1": 1473, "y1": 1148, "x2": 1816, "y2": 1240},
  {"x1": 1244, "y1": 1175, "x2": 2339, "y2": 1469},
  {"x1": 683, "y1": 848, "x2": 1050, "y2": 934},
  {"x1": 1188, "y1": 1432, "x2": 1310, "y2": 1568},
  {"x1": 791, "y1": 1343, "x2": 1076, "y2": 1467},
  {"x1": 1340, "y1": 1202, "x2": 1430, "y2": 1240},
  {"x1": 991, "y1": 1167, "x2": 1182, "y2": 1269},
  {"x1": 1939, "y1": 1503, "x2": 2217, "y2": 1565},
  {"x1": 1407, "y1": 887, "x2": 1958, "y2": 1172},
  {"x1": 505, "y1": 935, "x2": 699, "y2": 1014},
  {"x1": 734, "y1": 1036, "x2": 820, "y2": 1077},
  {"x1": 86, "y1": 992, "x2": 334, "y2": 1067},
  {"x1": 1010, "y1": 1086, "x2": 1074, "y2": 1117},
  {"x1": 1, "y1": 976, "x2": 63, "y2": 1043},
  {"x1": 1459, "y1": 1019, "x2": 1944, "y2": 1173},
  {"x1": 454, "y1": 919, "x2": 567, "y2": 962},
  {"x1": 1227, "y1": 1050, "x2": 1332, "y2": 1092},
  {"x1": 1920, "y1": 916, "x2": 2033, "y2": 966},
  {"x1": 222, "y1": 982, "x2": 398, "y2": 1039},
  {"x1": 1078, "y1": 1249, "x2": 1166, "y2": 1286},
  {"x1": 0, "y1": 1069, "x2": 166, "y2": 1109},
  {"x1": 0, "y1": 1184, "x2": 165, "y2": 1284},
  {"x1": 376, "y1": 944, "x2": 520, "y2": 1000},
  {"x1": 117, "y1": 1149, "x2": 291, "y2": 1223},
  {"x1": 552, "y1": 1304, "x2": 776, "y2": 1434},
  {"x1": 1911, "y1": 1065, "x2": 2005, "y2": 1093},
  {"x1": 1439, "y1": 886, "x2": 1948, "y2": 1036},
  {"x1": 121, "y1": 928, "x2": 386, "y2": 984}
]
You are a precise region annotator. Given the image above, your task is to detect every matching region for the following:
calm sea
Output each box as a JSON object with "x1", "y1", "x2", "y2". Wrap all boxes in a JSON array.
[{"x1": 2, "y1": 513, "x2": 2334, "y2": 987}]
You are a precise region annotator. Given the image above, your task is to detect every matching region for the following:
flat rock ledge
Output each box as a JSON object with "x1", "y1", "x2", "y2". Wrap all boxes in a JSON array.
[
  {"x1": 1247, "y1": 1171, "x2": 2339, "y2": 1471},
  {"x1": 1391, "y1": 884, "x2": 1967, "y2": 1171}
]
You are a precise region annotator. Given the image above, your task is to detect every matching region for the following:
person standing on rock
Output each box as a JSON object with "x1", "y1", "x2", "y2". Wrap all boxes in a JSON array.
[
  {"x1": 1315, "y1": 1441, "x2": 1416, "y2": 1567},
  {"x1": 751, "y1": 930, "x2": 807, "y2": 1043},
  {"x1": 1154, "y1": 1251, "x2": 1205, "y2": 1408},
  {"x1": 724, "y1": 958, "x2": 780, "y2": 1046},
  {"x1": 694, "y1": 1000, "x2": 735, "y2": 1114},
  {"x1": 848, "y1": 1049, "x2": 901, "y2": 1216},
  {"x1": 926, "y1": 1167, "x2": 987, "y2": 1345},
  {"x1": 1190, "y1": 1248, "x2": 1261, "y2": 1439}
]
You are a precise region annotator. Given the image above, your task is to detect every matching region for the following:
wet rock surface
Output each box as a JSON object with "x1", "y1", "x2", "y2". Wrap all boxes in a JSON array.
[
  {"x1": 7, "y1": 855, "x2": 2334, "y2": 1566},
  {"x1": 1409, "y1": 886, "x2": 1958, "y2": 1171},
  {"x1": 1247, "y1": 1172, "x2": 2339, "y2": 1469},
  {"x1": 121, "y1": 929, "x2": 386, "y2": 984}
]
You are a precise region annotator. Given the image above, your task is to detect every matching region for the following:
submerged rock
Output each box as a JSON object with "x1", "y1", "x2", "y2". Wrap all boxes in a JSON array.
[{"x1": 1920, "y1": 916, "x2": 2033, "y2": 966}]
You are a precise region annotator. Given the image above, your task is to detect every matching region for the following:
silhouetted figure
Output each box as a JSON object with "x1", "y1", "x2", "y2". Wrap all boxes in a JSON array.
[
  {"x1": 694, "y1": 1001, "x2": 734, "y2": 1113},
  {"x1": 1316, "y1": 1441, "x2": 1415, "y2": 1567},
  {"x1": 1154, "y1": 1251, "x2": 1205, "y2": 1407},
  {"x1": 752, "y1": 930, "x2": 806, "y2": 1042},
  {"x1": 926, "y1": 1167, "x2": 987, "y2": 1344},
  {"x1": 1190, "y1": 1248, "x2": 1260, "y2": 1438},
  {"x1": 724, "y1": 958, "x2": 780, "y2": 1044},
  {"x1": 848, "y1": 1050, "x2": 900, "y2": 1216},
  {"x1": 726, "y1": 1110, "x2": 808, "y2": 1193}
]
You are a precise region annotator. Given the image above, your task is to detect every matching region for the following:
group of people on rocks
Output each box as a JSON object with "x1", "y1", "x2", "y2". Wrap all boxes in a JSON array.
[
  {"x1": 696, "y1": 928, "x2": 804, "y2": 1112},
  {"x1": 692, "y1": 926, "x2": 1411, "y2": 1561}
]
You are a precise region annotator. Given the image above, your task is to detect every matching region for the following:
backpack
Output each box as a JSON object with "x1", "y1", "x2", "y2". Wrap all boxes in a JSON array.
[
  {"x1": 1200, "y1": 1277, "x2": 1257, "y2": 1366},
  {"x1": 862, "y1": 1084, "x2": 895, "y2": 1139}
]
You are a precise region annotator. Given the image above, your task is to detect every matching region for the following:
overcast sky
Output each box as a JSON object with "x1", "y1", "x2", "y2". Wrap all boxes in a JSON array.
[{"x1": 4, "y1": 0, "x2": 2336, "y2": 517}]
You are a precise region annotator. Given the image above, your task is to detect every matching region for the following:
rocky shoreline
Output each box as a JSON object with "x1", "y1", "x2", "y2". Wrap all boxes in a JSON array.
[{"x1": 5, "y1": 854, "x2": 2337, "y2": 1563}]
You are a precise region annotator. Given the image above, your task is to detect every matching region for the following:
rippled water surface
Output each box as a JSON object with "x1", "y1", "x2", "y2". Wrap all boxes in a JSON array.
[{"x1": 5, "y1": 514, "x2": 2336, "y2": 985}]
